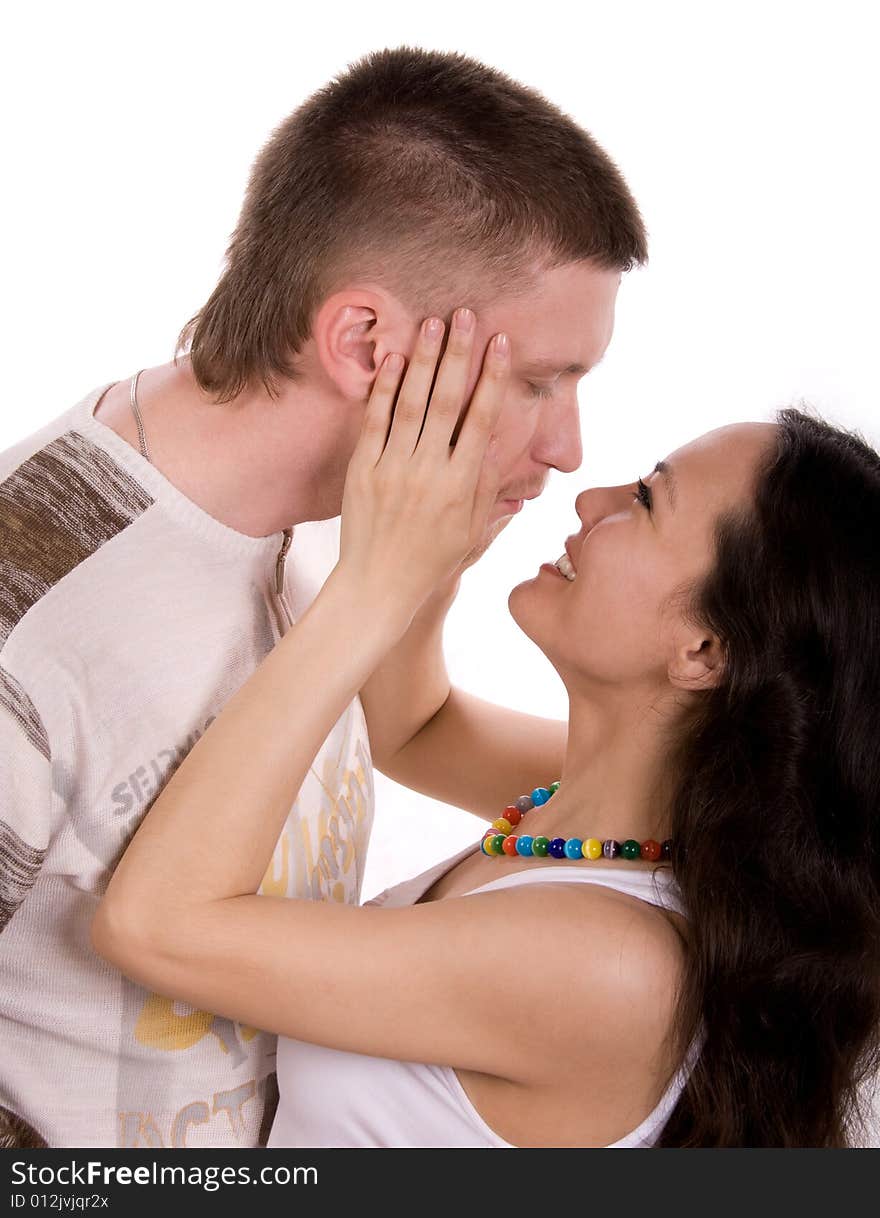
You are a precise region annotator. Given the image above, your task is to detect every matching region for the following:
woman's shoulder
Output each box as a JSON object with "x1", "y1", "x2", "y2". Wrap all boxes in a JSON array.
[
  {"x1": 521, "y1": 876, "x2": 685, "y2": 1025},
  {"x1": 533, "y1": 879, "x2": 687, "y2": 1094},
  {"x1": 442, "y1": 873, "x2": 687, "y2": 1079},
  {"x1": 368, "y1": 856, "x2": 685, "y2": 1086},
  {"x1": 450, "y1": 878, "x2": 690, "y2": 1146}
]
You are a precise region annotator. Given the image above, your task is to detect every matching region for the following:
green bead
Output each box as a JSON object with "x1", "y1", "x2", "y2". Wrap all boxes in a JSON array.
[
  {"x1": 548, "y1": 781, "x2": 561, "y2": 795},
  {"x1": 532, "y1": 836, "x2": 550, "y2": 857},
  {"x1": 490, "y1": 834, "x2": 507, "y2": 855},
  {"x1": 621, "y1": 839, "x2": 642, "y2": 860}
]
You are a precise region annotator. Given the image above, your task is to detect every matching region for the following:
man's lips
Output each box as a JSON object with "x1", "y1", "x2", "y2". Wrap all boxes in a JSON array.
[
  {"x1": 496, "y1": 493, "x2": 540, "y2": 517},
  {"x1": 500, "y1": 488, "x2": 543, "y2": 504}
]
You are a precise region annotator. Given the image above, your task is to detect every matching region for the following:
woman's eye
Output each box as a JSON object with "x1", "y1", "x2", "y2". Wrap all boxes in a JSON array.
[
  {"x1": 527, "y1": 383, "x2": 555, "y2": 400},
  {"x1": 634, "y1": 478, "x2": 653, "y2": 511}
]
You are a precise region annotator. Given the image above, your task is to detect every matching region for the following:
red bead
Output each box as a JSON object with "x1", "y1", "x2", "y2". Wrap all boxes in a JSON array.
[
  {"x1": 503, "y1": 805, "x2": 523, "y2": 827},
  {"x1": 502, "y1": 835, "x2": 519, "y2": 856},
  {"x1": 640, "y1": 839, "x2": 662, "y2": 861}
]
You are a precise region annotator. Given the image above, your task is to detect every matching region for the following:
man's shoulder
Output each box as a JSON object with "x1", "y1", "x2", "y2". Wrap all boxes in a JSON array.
[
  {"x1": 1, "y1": 389, "x2": 155, "y2": 656},
  {"x1": 0, "y1": 384, "x2": 112, "y2": 478}
]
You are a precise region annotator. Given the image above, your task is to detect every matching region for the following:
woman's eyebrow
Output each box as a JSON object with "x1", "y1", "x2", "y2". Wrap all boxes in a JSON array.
[{"x1": 653, "y1": 460, "x2": 676, "y2": 510}]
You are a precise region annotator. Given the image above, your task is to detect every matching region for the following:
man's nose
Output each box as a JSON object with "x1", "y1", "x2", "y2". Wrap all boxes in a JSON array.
[{"x1": 535, "y1": 397, "x2": 583, "y2": 474}]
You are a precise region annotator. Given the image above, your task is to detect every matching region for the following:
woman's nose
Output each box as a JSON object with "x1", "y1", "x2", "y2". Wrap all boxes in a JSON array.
[{"x1": 574, "y1": 483, "x2": 634, "y2": 528}]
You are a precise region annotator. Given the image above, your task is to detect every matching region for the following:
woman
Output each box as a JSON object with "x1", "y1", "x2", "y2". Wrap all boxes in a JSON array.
[{"x1": 92, "y1": 317, "x2": 880, "y2": 1147}]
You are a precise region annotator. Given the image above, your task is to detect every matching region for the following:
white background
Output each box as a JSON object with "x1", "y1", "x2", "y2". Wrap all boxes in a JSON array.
[{"x1": 2, "y1": 1, "x2": 877, "y2": 900}]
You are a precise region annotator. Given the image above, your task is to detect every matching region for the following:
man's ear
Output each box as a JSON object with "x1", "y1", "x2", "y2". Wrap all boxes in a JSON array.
[
  {"x1": 668, "y1": 627, "x2": 725, "y2": 692},
  {"x1": 312, "y1": 289, "x2": 411, "y2": 401}
]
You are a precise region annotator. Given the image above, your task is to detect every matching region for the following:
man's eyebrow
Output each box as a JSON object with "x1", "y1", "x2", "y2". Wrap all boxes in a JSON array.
[
  {"x1": 519, "y1": 359, "x2": 592, "y2": 376},
  {"x1": 653, "y1": 460, "x2": 676, "y2": 510}
]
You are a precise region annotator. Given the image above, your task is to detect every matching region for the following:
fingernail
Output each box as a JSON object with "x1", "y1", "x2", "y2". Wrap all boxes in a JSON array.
[
  {"x1": 454, "y1": 308, "x2": 475, "y2": 334},
  {"x1": 386, "y1": 353, "x2": 404, "y2": 372},
  {"x1": 424, "y1": 317, "x2": 444, "y2": 340},
  {"x1": 493, "y1": 333, "x2": 509, "y2": 357}
]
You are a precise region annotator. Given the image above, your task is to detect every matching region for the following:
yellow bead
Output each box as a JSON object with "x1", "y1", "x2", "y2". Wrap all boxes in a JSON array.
[
  {"x1": 584, "y1": 838, "x2": 603, "y2": 860},
  {"x1": 492, "y1": 818, "x2": 513, "y2": 835}
]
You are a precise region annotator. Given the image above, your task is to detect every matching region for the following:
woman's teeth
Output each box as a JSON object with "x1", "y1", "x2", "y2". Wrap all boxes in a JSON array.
[{"x1": 554, "y1": 553, "x2": 576, "y2": 581}]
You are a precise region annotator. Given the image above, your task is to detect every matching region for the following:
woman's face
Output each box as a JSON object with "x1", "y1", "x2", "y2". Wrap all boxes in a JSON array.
[{"x1": 509, "y1": 422, "x2": 776, "y2": 694}]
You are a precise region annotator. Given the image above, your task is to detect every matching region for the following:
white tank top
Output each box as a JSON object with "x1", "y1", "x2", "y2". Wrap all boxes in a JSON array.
[{"x1": 269, "y1": 844, "x2": 692, "y2": 1148}]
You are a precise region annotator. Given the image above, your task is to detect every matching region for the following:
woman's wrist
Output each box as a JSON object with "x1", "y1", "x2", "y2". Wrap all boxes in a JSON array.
[{"x1": 317, "y1": 564, "x2": 417, "y2": 657}]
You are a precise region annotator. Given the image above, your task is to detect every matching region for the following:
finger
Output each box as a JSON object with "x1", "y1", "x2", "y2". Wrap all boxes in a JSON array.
[
  {"x1": 354, "y1": 352, "x2": 406, "y2": 465},
  {"x1": 383, "y1": 316, "x2": 445, "y2": 457},
  {"x1": 417, "y1": 307, "x2": 477, "y2": 453},
  {"x1": 450, "y1": 332, "x2": 510, "y2": 472}
]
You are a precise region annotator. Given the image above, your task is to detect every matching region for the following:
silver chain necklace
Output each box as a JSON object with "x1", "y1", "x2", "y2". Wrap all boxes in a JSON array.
[{"x1": 129, "y1": 370, "x2": 152, "y2": 464}]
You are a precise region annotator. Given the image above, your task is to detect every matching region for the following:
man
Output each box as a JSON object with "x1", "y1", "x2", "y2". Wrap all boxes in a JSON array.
[{"x1": 0, "y1": 46, "x2": 645, "y2": 1147}]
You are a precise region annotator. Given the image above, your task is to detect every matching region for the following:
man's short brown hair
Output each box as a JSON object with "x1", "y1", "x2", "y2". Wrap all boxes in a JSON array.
[{"x1": 178, "y1": 46, "x2": 648, "y2": 400}]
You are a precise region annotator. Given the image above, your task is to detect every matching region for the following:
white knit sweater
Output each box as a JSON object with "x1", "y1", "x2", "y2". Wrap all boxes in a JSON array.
[{"x1": 0, "y1": 384, "x2": 374, "y2": 1148}]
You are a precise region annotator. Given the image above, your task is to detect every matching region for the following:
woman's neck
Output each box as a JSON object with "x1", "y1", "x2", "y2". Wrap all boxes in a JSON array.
[{"x1": 535, "y1": 689, "x2": 681, "y2": 848}]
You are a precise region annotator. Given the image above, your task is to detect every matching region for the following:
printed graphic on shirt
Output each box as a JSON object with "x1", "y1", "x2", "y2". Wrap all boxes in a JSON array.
[
  {"x1": 116, "y1": 1070, "x2": 279, "y2": 1148},
  {"x1": 0, "y1": 428, "x2": 153, "y2": 648},
  {"x1": 262, "y1": 726, "x2": 374, "y2": 904},
  {"x1": 114, "y1": 699, "x2": 374, "y2": 1145},
  {"x1": 62, "y1": 713, "x2": 220, "y2": 872}
]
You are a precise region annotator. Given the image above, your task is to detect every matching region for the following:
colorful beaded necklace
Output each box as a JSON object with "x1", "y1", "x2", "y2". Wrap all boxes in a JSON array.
[{"x1": 480, "y1": 782, "x2": 673, "y2": 863}]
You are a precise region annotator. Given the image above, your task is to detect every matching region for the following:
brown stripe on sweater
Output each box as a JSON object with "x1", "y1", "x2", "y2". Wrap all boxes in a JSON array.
[
  {"x1": 0, "y1": 664, "x2": 49, "y2": 760},
  {"x1": 0, "y1": 1105, "x2": 48, "y2": 1148},
  {"x1": 0, "y1": 430, "x2": 153, "y2": 647},
  {"x1": 0, "y1": 819, "x2": 46, "y2": 932}
]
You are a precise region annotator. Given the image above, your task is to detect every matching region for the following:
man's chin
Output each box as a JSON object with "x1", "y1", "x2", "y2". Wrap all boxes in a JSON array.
[{"x1": 461, "y1": 514, "x2": 514, "y2": 569}]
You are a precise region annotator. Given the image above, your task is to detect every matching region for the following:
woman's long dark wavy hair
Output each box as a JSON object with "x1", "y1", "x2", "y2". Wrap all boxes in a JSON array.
[{"x1": 657, "y1": 408, "x2": 880, "y2": 1147}]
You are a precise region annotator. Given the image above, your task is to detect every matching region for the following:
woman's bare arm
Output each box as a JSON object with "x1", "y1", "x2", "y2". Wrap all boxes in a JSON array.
[{"x1": 360, "y1": 578, "x2": 566, "y2": 819}]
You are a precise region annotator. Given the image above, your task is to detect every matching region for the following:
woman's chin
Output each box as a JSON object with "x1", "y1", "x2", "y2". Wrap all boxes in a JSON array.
[
  {"x1": 508, "y1": 573, "x2": 556, "y2": 645},
  {"x1": 509, "y1": 561, "x2": 568, "y2": 603},
  {"x1": 508, "y1": 574, "x2": 537, "y2": 611}
]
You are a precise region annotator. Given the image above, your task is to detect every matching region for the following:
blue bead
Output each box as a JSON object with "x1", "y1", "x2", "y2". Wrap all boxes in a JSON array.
[
  {"x1": 602, "y1": 839, "x2": 621, "y2": 859},
  {"x1": 515, "y1": 795, "x2": 534, "y2": 813},
  {"x1": 515, "y1": 835, "x2": 534, "y2": 856},
  {"x1": 548, "y1": 837, "x2": 567, "y2": 859},
  {"x1": 564, "y1": 838, "x2": 583, "y2": 859},
  {"x1": 531, "y1": 787, "x2": 551, "y2": 806}
]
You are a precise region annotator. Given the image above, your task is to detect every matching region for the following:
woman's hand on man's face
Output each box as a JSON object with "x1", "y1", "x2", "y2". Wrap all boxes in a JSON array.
[{"x1": 336, "y1": 308, "x2": 510, "y2": 627}]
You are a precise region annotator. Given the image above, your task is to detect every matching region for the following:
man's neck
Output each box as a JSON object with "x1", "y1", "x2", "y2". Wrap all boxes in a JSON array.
[{"x1": 95, "y1": 359, "x2": 350, "y2": 538}]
